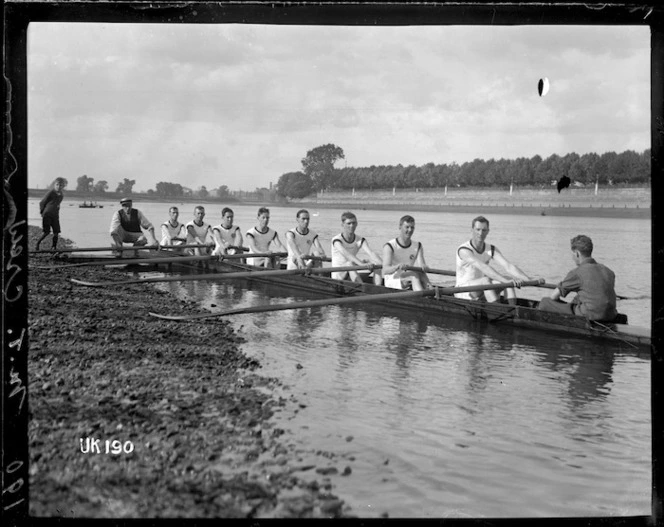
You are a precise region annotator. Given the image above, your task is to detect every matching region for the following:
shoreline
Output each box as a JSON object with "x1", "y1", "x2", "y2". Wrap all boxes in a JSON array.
[
  {"x1": 27, "y1": 226, "x2": 354, "y2": 519},
  {"x1": 284, "y1": 201, "x2": 651, "y2": 219}
]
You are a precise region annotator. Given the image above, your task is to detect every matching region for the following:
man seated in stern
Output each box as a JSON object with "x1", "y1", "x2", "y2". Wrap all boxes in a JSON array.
[
  {"x1": 211, "y1": 207, "x2": 244, "y2": 256},
  {"x1": 285, "y1": 209, "x2": 326, "y2": 270},
  {"x1": 455, "y1": 215, "x2": 532, "y2": 304},
  {"x1": 382, "y1": 215, "x2": 432, "y2": 291},
  {"x1": 245, "y1": 207, "x2": 287, "y2": 268},
  {"x1": 109, "y1": 197, "x2": 158, "y2": 257},
  {"x1": 330, "y1": 211, "x2": 382, "y2": 285},
  {"x1": 185, "y1": 205, "x2": 214, "y2": 256},
  {"x1": 160, "y1": 206, "x2": 187, "y2": 249},
  {"x1": 538, "y1": 234, "x2": 617, "y2": 321}
]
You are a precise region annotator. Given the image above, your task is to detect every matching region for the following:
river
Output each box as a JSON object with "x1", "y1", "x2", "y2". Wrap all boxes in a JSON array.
[{"x1": 29, "y1": 198, "x2": 652, "y2": 518}]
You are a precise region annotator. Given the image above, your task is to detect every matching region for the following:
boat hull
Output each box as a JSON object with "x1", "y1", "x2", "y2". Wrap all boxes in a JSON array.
[{"x1": 165, "y1": 256, "x2": 650, "y2": 349}]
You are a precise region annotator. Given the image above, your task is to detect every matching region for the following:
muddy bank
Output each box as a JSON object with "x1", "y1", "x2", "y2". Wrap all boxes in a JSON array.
[{"x1": 27, "y1": 226, "x2": 355, "y2": 519}]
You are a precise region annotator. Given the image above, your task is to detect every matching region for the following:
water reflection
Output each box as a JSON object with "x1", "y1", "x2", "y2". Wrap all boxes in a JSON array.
[{"x1": 156, "y1": 270, "x2": 649, "y2": 517}]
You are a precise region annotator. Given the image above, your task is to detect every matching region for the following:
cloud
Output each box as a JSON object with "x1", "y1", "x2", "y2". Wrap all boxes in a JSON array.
[{"x1": 27, "y1": 23, "x2": 650, "y2": 191}]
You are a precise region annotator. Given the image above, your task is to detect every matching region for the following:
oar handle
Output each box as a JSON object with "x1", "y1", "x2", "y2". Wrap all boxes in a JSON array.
[
  {"x1": 540, "y1": 282, "x2": 631, "y2": 300},
  {"x1": 32, "y1": 243, "x2": 215, "y2": 254},
  {"x1": 405, "y1": 266, "x2": 456, "y2": 277}
]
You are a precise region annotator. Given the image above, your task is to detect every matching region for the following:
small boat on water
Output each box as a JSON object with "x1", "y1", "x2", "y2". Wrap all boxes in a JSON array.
[
  {"x1": 147, "y1": 253, "x2": 650, "y2": 349},
  {"x1": 79, "y1": 201, "x2": 103, "y2": 208}
]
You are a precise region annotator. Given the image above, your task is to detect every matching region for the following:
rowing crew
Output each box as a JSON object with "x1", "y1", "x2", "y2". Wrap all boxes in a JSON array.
[{"x1": 109, "y1": 198, "x2": 618, "y2": 322}]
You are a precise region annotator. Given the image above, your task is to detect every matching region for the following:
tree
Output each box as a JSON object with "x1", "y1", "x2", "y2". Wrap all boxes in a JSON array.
[
  {"x1": 116, "y1": 178, "x2": 136, "y2": 194},
  {"x1": 93, "y1": 180, "x2": 108, "y2": 193},
  {"x1": 276, "y1": 171, "x2": 315, "y2": 199},
  {"x1": 76, "y1": 175, "x2": 94, "y2": 193},
  {"x1": 216, "y1": 185, "x2": 230, "y2": 198},
  {"x1": 155, "y1": 182, "x2": 184, "y2": 197},
  {"x1": 197, "y1": 186, "x2": 209, "y2": 198},
  {"x1": 301, "y1": 144, "x2": 345, "y2": 191}
]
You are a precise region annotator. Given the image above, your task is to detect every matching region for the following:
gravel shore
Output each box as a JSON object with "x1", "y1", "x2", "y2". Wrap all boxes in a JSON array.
[{"x1": 27, "y1": 226, "x2": 353, "y2": 519}]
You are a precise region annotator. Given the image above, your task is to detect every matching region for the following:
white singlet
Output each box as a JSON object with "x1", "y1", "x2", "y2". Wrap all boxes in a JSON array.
[
  {"x1": 245, "y1": 226, "x2": 279, "y2": 266},
  {"x1": 383, "y1": 238, "x2": 422, "y2": 289},
  {"x1": 455, "y1": 239, "x2": 495, "y2": 299},
  {"x1": 286, "y1": 227, "x2": 319, "y2": 269}
]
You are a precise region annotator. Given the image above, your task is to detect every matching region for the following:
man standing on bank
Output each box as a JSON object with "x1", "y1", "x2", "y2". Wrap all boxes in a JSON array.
[
  {"x1": 285, "y1": 209, "x2": 326, "y2": 270},
  {"x1": 331, "y1": 211, "x2": 382, "y2": 285},
  {"x1": 455, "y1": 215, "x2": 532, "y2": 304},
  {"x1": 36, "y1": 177, "x2": 67, "y2": 251},
  {"x1": 382, "y1": 215, "x2": 431, "y2": 291},
  {"x1": 538, "y1": 235, "x2": 617, "y2": 321},
  {"x1": 109, "y1": 197, "x2": 158, "y2": 257}
]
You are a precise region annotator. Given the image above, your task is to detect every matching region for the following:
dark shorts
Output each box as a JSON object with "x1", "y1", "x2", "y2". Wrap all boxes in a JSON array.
[{"x1": 42, "y1": 213, "x2": 61, "y2": 235}]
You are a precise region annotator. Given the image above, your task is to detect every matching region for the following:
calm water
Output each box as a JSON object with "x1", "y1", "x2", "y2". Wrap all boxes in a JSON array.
[{"x1": 28, "y1": 199, "x2": 652, "y2": 517}]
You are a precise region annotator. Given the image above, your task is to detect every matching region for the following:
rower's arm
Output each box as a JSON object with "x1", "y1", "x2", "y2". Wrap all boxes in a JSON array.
[
  {"x1": 245, "y1": 233, "x2": 259, "y2": 253},
  {"x1": 381, "y1": 244, "x2": 398, "y2": 274},
  {"x1": 333, "y1": 240, "x2": 366, "y2": 266},
  {"x1": 211, "y1": 228, "x2": 227, "y2": 250},
  {"x1": 460, "y1": 249, "x2": 508, "y2": 283},
  {"x1": 312, "y1": 237, "x2": 326, "y2": 257},
  {"x1": 361, "y1": 240, "x2": 383, "y2": 265},
  {"x1": 272, "y1": 233, "x2": 287, "y2": 253},
  {"x1": 285, "y1": 232, "x2": 300, "y2": 256},
  {"x1": 160, "y1": 224, "x2": 170, "y2": 244},
  {"x1": 234, "y1": 230, "x2": 244, "y2": 251},
  {"x1": 414, "y1": 244, "x2": 428, "y2": 270},
  {"x1": 493, "y1": 249, "x2": 530, "y2": 280},
  {"x1": 285, "y1": 232, "x2": 305, "y2": 267},
  {"x1": 549, "y1": 287, "x2": 562, "y2": 301}
]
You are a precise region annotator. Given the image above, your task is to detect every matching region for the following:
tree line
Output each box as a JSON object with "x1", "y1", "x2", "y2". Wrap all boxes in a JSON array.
[
  {"x1": 276, "y1": 145, "x2": 651, "y2": 199},
  {"x1": 75, "y1": 175, "x2": 232, "y2": 199}
]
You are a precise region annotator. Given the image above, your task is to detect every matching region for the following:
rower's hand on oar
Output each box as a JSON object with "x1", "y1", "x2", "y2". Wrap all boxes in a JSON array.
[{"x1": 511, "y1": 278, "x2": 523, "y2": 288}]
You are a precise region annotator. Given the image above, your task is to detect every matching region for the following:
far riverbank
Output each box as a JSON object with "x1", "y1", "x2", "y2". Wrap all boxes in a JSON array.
[
  {"x1": 287, "y1": 186, "x2": 651, "y2": 219},
  {"x1": 284, "y1": 201, "x2": 650, "y2": 219}
]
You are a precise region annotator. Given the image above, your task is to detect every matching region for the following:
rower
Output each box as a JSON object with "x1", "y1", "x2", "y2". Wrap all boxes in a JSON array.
[
  {"x1": 160, "y1": 206, "x2": 187, "y2": 249},
  {"x1": 382, "y1": 215, "x2": 431, "y2": 291},
  {"x1": 330, "y1": 211, "x2": 382, "y2": 285},
  {"x1": 285, "y1": 209, "x2": 326, "y2": 270},
  {"x1": 245, "y1": 207, "x2": 287, "y2": 268},
  {"x1": 109, "y1": 197, "x2": 159, "y2": 258},
  {"x1": 455, "y1": 215, "x2": 532, "y2": 304},
  {"x1": 185, "y1": 206, "x2": 214, "y2": 256},
  {"x1": 537, "y1": 235, "x2": 618, "y2": 321},
  {"x1": 211, "y1": 207, "x2": 244, "y2": 256}
]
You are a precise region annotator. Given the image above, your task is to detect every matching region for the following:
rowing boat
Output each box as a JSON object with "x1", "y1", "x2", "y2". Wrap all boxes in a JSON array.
[{"x1": 147, "y1": 253, "x2": 649, "y2": 349}]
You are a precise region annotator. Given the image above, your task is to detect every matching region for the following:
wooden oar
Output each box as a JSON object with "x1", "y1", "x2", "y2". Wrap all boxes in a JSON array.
[
  {"x1": 35, "y1": 254, "x2": 218, "y2": 269},
  {"x1": 70, "y1": 264, "x2": 378, "y2": 288},
  {"x1": 149, "y1": 279, "x2": 545, "y2": 320},
  {"x1": 405, "y1": 266, "x2": 456, "y2": 277},
  {"x1": 31, "y1": 243, "x2": 215, "y2": 254},
  {"x1": 37, "y1": 251, "x2": 289, "y2": 270}
]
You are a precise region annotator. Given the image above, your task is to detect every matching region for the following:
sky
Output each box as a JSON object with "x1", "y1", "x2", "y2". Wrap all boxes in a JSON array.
[{"x1": 27, "y1": 22, "x2": 650, "y2": 193}]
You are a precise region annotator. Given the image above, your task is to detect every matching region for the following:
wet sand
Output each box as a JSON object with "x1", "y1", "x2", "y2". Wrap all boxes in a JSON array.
[{"x1": 27, "y1": 226, "x2": 356, "y2": 519}]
